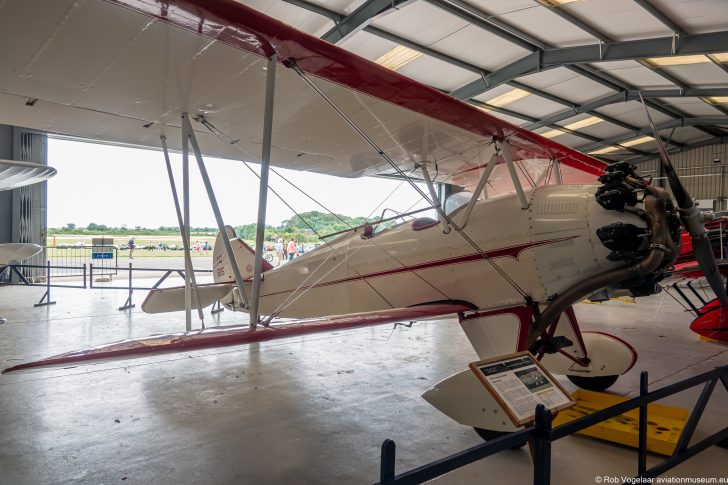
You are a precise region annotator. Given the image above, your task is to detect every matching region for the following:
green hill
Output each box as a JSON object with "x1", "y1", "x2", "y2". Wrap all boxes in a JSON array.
[{"x1": 235, "y1": 211, "x2": 371, "y2": 243}]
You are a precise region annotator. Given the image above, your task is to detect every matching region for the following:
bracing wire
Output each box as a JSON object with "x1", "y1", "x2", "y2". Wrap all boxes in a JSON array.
[
  {"x1": 291, "y1": 63, "x2": 529, "y2": 299},
  {"x1": 197, "y1": 117, "x2": 451, "y2": 319},
  {"x1": 515, "y1": 159, "x2": 537, "y2": 188},
  {"x1": 197, "y1": 118, "x2": 323, "y2": 238}
]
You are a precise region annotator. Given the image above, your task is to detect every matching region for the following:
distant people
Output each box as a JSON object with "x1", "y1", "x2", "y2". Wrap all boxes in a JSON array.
[
  {"x1": 287, "y1": 238, "x2": 299, "y2": 261},
  {"x1": 274, "y1": 238, "x2": 285, "y2": 266},
  {"x1": 202, "y1": 241, "x2": 210, "y2": 254},
  {"x1": 128, "y1": 237, "x2": 135, "y2": 259}
]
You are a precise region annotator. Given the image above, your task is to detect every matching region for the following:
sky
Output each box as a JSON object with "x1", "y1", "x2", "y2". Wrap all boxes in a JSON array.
[{"x1": 47, "y1": 138, "x2": 431, "y2": 229}]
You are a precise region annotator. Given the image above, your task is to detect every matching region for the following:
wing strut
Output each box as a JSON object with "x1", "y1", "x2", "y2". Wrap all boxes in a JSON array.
[
  {"x1": 460, "y1": 151, "x2": 498, "y2": 228},
  {"x1": 160, "y1": 135, "x2": 205, "y2": 329},
  {"x1": 181, "y1": 109, "x2": 193, "y2": 329},
  {"x1": 250, "y1": 55, "x2": 278, "y2": 328},
  {"x1": 289, "y1": 61, "x2": 530, "y2": 301},
  {"x1": 182, "y1": 114, "x2": 251, "y2": 319},
  {"x1": 419, "y1": 162, "x2": 450, "y2": 233},
  {"x1": 497, "y1": 140, "x2": 529, "y2": 210},
  {"x1": 552, "y1": 158, "x2": 563, "y2": 184}
]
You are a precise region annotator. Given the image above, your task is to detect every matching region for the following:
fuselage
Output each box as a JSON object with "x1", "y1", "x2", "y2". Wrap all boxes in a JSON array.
[{"x1": 225, "y1": 185, "x2": 647, "y2": 318}]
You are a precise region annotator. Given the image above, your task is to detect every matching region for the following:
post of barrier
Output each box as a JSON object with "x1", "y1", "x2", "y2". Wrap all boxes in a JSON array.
[
  {"x1": 532, "y1": 405, "x2": 552, "y2": 485},
  {"x1": 82, "y1": 263, "x2": 87, "y2": 289},
  {"x1": 638, "y1": 371, "x2": 649, "y2": 475},
  {"x1": 118, "y1": 262, "x2": 135, "y2": 311},
  {"x1": 34, "y1": 260, "x2": 57, "y2": 307},
  {"x1": 380, "y1": 439, "x2": 396, "y2": 484},
  {"x1": 89, "y1": 263, "x2": 94, "y2": 289},
  {"x1": 211, "y1": 300, "x2": 224, "y2": 314}
]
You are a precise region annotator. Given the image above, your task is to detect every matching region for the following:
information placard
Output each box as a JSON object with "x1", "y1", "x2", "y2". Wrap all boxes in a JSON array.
[{"x1": 469, "y1": 351, "x2": 575, "y2": 427}]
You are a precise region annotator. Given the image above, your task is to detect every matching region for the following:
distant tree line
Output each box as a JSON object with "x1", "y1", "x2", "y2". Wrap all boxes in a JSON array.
[
  {"x1": 50, "y1": 223, "x2": 218, "y2": 236},
  {"x1": 50, "y1": 211, "x2": 371, "y2": 241}
]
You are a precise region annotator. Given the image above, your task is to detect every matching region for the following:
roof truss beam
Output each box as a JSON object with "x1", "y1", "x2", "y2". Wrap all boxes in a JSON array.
[
  {"x1": 321, "y1": 0, "x2": 412, "y2": 44},
  {"x1": 450, "y1": 30, "x2": 728, "y2": 100},
  {"x1": 627, "y1": 136, "x2": 728, "y2": 164},
  {"x1": 280, "y1": 0, "x2": 686, "y2": 153},
  {"x1": 632, "y1": 0, "x2": 684, "y2": 34},
  {"x1": 630, "y1": 0, "x2": 728, "y2": 119},
  {"x1": 426, "y1": 0, "x2": 706, "y2": 136},
  {"x1": 535, "y1": 0, "x2": 728, "y2": 138},
  {"x1": 578, "y1": 118, "x2": 728, "y2": 152},
  {"x1": 524, "y1": 89, "x2": 728, "y2": 130}
]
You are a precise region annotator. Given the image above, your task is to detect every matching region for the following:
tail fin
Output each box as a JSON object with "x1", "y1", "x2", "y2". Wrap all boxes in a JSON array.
[
  {"x1": 213, "y1": 225, "x2": 274, "y2": 283},
  {"x1": 141, "y1": 227, "x2": 273, "y2": 314}
]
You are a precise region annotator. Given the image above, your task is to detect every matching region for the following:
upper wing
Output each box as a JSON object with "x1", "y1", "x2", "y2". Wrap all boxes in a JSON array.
[
  {"x1": 2, "y1": 301, "x2": 474, "y2": 373},
  {"x1": 0, "y1": 0, "x2": 604, "y2": 191}
]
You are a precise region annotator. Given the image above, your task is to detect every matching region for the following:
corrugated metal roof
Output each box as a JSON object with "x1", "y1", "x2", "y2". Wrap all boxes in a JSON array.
[{"x1": 243, "y1": 0, "x2": 728, "y2": 164}]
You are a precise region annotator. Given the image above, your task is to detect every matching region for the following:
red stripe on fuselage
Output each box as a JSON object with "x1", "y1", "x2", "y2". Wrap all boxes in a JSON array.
[{"x1": 261, "y1": 236, "x2": 578, "y2": 298}]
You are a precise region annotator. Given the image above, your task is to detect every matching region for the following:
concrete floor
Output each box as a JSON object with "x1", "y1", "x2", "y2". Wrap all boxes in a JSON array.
[{"x1": 0, "y1": 282, "x2": 727, "y2": 484}]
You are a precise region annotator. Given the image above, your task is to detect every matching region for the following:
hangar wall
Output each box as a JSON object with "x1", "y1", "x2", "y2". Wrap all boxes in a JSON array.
[
  {"x1": 0, "y1": 124, "x2": 49, "y2": 271},
  {"x1": 0, "y1": 125, "x2": 12, "y2": 243},
  {"x1": 636, "y1": 142, "x2": 728, "y2": 203}
]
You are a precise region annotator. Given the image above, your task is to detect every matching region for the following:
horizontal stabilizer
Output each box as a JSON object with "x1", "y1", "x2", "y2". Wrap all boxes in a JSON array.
[
  {"x1": 3, "y1": 302, "x2": 475, "y2": 373},
  {"x1": 141, "y1": 283, "x2": 234, "y2": 314}
]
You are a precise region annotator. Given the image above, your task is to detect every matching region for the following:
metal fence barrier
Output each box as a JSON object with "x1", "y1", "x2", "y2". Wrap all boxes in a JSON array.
[
  {"x1": 376, "y1": 366, "x2": 728, "y2": 485},
  {"x1": 45, "y1": 245, "x2": 118, "y2": 278},
  {"x1": 1, "y1": 261, "x2": 214, "y2": 311}
]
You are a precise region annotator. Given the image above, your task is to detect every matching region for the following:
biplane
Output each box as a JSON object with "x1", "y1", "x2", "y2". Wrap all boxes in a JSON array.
[{"x1": 1, "y1": 0, "x2": 726, "y2": 438}]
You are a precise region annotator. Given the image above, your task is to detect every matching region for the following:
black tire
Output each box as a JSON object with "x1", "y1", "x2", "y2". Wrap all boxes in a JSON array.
[
  {"x1": 264, "y1": 253, "x2": 274, "y2": 263},
  {"x1": 567, "y1": 374, "x2": 619, "y2": 392},
  {"x1": 473, "y1": 428, "x2": 525, "y2": 448}
]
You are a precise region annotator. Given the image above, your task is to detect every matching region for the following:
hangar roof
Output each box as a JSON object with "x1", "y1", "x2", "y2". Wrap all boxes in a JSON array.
[{"x1": 242, "y1": 0, "x2": 728, "y2": 164}]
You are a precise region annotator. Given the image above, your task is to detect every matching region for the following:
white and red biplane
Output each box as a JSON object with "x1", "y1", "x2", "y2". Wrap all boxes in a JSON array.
[{"x1": 2, "y1": 0, "x2": 726, "y2": 439}]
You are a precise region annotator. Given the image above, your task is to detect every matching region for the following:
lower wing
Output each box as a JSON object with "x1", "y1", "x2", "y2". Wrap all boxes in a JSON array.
[{"x1": 2, "y1": 301, "x2": 475, "y2": 373}]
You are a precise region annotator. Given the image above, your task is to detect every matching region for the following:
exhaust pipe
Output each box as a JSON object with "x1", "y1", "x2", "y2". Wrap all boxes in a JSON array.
[{"x1": 527, "y1": 184, "x2": 675, "y2": 350}]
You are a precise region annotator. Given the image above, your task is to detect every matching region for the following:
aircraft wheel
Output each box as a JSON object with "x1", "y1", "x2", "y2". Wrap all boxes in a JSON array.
[
  {"x1": 567, "y1": 374, "x2": 619, "y2": 392},
  {"x1": 473, "y1": 428, "x2": 525, "y2": 448}
]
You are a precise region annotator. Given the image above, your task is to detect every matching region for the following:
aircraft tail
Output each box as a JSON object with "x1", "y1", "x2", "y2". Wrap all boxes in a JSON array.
[
  {"x1": 213, "y1": 225, "x2": 274, "y2": 283},
  {"x1": 141, "y1": 227, "x2": 273, "y2": 314}
]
